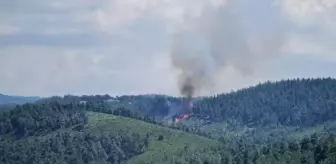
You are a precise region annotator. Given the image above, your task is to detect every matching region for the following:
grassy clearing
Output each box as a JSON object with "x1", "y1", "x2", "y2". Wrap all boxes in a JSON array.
[{"x1": 87, "y1": 112, "x2": 221, "y2": 163}]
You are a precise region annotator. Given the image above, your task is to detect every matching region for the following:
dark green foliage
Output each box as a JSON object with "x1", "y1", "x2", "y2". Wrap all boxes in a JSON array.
[
  {"x1": 158, "y1": 135, "x2": 164, "y2": 141},
  {"x1": 27, "y1": 78, "x2": 336, "y2": 130},
  {"x1": 1, "y1": 78, "x2": 336, "y2": 163},
  {"x1": 160, "y1": 133, "x2": 336, "y2": 164},
  {"x1": 37, "y1": 94, "x2": 111, "y2": 104},
  {"x1": 38, "y1": 94, "x2": 176, "y2": 117},
  {"x1": 0, "y1": 101, "x2": 149, "y2": 164},
  {"x1": 0, "y1": 130, "x2": 148, "y2": 164},
  {"x1": 36, "y1": 94, "x2": 176, "y2": 124},
  {"x1": 0, "y1": 103, "x2": 17, "y2": 110},
  {"x1": 0, "y1": 102, "x2": 87, "y2": 139},
  {"x1": 111, "y1": 94, "x2": 178, "y2": 117},
  {"x1": 194, "y1": 78, "x2": 336, "y2": 128},
  {"x1": 261, "y1": 133, "x2": 336, "y2": 164}
]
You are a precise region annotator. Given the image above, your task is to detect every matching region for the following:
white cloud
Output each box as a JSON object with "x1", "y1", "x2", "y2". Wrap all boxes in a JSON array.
[
  {"x1": 0, "y1": 45, "x2": 177, "y2": 96},
  {"x1": 283, "y1": 35, "x2": 336, "y2": 63},
  {"x1": 279, "y1": 0, "x2": 336, "y2": 29},
  {"x1": 1, "y1": 0, "x2": 336, "y2": 97},
  {"x1": 88, "y1": 0, "x2": 227, "y2": 33},
  {"x1": 0, "y1": 46, "x2": 92, "y2": 95},
  {"x1": 277, "y1": 0, "x2": 336, "y2": 62},
  {"x1": 0, "y1": 24, "x2": 20, "y2": 35}
]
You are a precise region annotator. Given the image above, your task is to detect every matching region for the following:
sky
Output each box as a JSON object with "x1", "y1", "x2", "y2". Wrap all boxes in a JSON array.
[{"x1": 0, "y1": 0, "x2": 336, "y2": 97}]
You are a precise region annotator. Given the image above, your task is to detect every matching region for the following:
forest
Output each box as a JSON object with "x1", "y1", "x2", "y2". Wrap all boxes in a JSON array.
[
  {"x1": 0, "y1": 93, "x2": 39, "y2": 105},
  {"x1": 1, "y1": 78, "x2": 336, "y2": 163}
]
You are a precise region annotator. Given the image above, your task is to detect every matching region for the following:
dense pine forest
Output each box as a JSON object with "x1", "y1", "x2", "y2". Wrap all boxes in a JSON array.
[
  {"x1": 194, "y1": 78, "x2": 336, "y2": 128},
  {"x1": 1, "y1": 78, "x2": 336, "y2": 164}
]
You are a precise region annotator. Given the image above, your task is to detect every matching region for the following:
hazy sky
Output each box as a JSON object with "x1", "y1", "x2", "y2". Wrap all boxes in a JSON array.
[{"x1": 1, "y1": 0, "x2": 336, "y2": 97}]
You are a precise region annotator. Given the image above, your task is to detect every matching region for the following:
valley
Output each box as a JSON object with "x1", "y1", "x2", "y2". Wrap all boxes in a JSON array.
[{"x1": 1, "y1": 78, "x2": 336, "y2": 163}]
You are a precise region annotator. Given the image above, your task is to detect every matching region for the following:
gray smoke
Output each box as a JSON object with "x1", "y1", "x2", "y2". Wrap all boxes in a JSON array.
[{"x1": 170, "y1": 0, "x2": 288, "y2": 97}]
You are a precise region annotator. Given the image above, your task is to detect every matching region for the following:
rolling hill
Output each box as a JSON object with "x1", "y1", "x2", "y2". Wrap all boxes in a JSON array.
[
  {"x1": 173, "y1": 78, "x2": 336, "y2": 140},
  {"x1": 193, "y1": 77, "x2": 336, "y2": 127},
  {"x1": 87, "y1": 112, "x2": 223, "y2": 164},
  {"x1": 0, "y1": 93, "x2": 40, "y2": 105},
  {"x1": 1, "y1": 102, "x2": 335, "y2": 164},
  {"x1": 0, "y1": 102, "x2": 224, "y2": 163},
  {"x1": 1, "y1": 78, "x2": 336, "y2": 163}
]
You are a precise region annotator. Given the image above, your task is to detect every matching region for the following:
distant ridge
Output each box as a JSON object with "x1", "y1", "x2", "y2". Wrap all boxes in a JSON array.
[{"x1": 0, "y1": 93, "x2": 40, "y2": 105}]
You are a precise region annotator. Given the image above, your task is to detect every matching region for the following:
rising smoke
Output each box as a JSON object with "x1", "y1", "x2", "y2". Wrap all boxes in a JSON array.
[{"x1": 170, "y1": 0, "x2": 288, "y2": 97}]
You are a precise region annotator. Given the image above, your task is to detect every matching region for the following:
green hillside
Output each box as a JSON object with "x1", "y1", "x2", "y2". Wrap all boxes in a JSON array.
[
  {"x1": 2, "y1": 78, "x2": 336, "y2": 163},
  {"x1": 0, "y1": 102, "x2": 224, "y2": 164},
  {"x1": 87, "y1": 112, "x2": 222, "y2": 164},
  {"x1": 193, "y1": 78, "x2": 336, "y2": 128},
  {"x1": 2, "y1": 110, "x2": 336, "y2": 164},
  {"x1": 173, "y1": 78, "x2": 336, "y2": 142}
]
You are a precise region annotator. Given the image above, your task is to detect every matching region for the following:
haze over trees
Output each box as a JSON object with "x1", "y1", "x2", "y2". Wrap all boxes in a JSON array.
[{"x1": 0, "y1": 94, "x2": 40, "y2": 106}]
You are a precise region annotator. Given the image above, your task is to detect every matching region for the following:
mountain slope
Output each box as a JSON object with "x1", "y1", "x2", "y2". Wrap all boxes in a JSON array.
[
  {"x1": 30, "y1": 78, "x2": 336, "y2": 142},
  {"x1": 167, "y1": 78, "x2": 336, "y2": 142},
  {"x1": 0, "y1": 102, "x2": 223, "y2": 164},
  {"x1": 0, "y1": 93, "x2": 40, "y2": 105},
  {"x1": 87, "y1": 112, "x2": 222, "y2": 164},
  {"x1": 2, "y1": 110, "x2": 336, "y2": 164},
  {"x1": 192, "y1": 78, "x2": 336, "y2": 127},
  {"x1": 1, "y1": 82, "x2": 336, "y2": 163}
]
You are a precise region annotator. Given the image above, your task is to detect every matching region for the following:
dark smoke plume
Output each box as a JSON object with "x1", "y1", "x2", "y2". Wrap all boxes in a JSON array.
[
  {"x1": 170, "y1": 0, "x2": 287, "y2": 97},
  {"x1": 180, "y1": 77, "x2": 194, "y2": 99}
]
